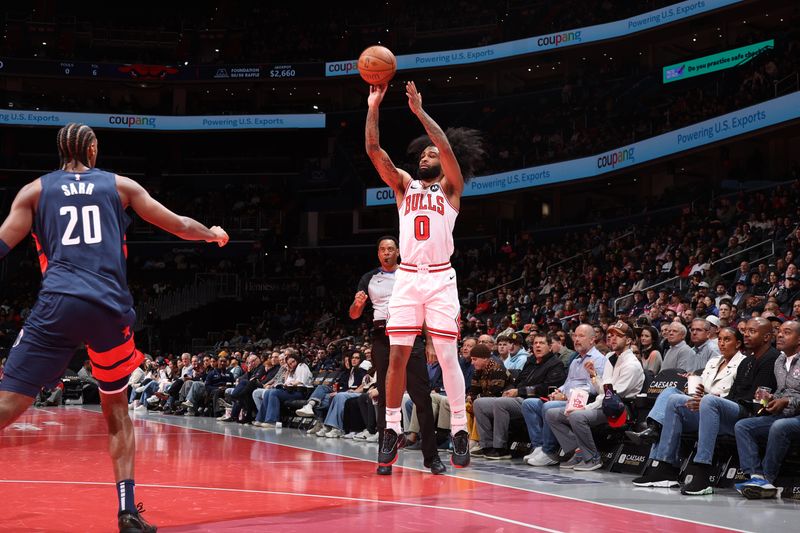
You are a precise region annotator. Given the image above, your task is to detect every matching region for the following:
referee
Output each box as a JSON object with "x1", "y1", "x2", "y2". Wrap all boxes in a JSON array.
[{"x1": 350, "y1": 236, "x2": 445, "y2": 475}]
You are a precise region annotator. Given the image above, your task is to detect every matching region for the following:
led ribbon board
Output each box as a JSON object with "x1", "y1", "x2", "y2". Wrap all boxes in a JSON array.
[
  {"x1": 327, "y1": 0, "x2": 744, "y2": 77},
  {"x1": 365, "y1": 91, "x2": 800, "y2": 206},
  {"x1": 0, "y1": 111, "x2": 325, "y2": 130}
]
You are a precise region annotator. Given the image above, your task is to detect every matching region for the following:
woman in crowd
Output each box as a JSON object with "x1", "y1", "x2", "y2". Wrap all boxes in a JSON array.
[
  {"x1": 251, "y1": 353, "x2": 312, "y2": 428},
  {"x1": 632, "y1": 327, "x2": 749, "y2": 492},
  {"x1": 638, "y1": 325, "x2": 663, "y2": 375}
]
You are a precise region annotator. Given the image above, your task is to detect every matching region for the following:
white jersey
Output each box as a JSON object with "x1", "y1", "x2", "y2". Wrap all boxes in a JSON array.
[{"x1": 398, "y1": 180, "x2": 458, "y2": 266}]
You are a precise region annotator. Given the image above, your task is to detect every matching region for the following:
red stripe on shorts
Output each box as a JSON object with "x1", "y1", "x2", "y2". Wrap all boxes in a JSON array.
[
  {"x1": 88, "y1": 336, "x2": 144, "y2": 384},
  {"x1": 427, "y1": 326, "x2": 459, "y2": 338}
]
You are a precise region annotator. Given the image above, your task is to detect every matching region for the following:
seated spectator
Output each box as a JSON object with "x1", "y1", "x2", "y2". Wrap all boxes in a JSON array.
[
  {"x1": 228, "y1": 357, "x2": 244, "y2": 380},
  {"x1": 77, "y1": 360, "x2": 100, "y2": 404},
  {"x1": 432, "y1": 333, "x2": 520, "y2": 450},
  {"x1": 472, "y1": 331, "x2": 566, "y2": 459},
  {"x1": 638, "y1": 325, "x2": 663, "y2": 375},
  {"x1": 524, "y1": 324, "x2": 607, "y2": 467},
  {"x1": 717, "y1": 299, "x2": 734, "y2": 326},
  {"x1": 661, "y1": 322, "x2": 703, "y2": 372},
  {"x1": 219, "y1": 354, "x2": 268, "y2": 423},
  {"x1": 129, "y1": 359, "x2": 159, "y2": 413},
  {"x1": 140, "y1": 358, "x2": 172, "y2": 410},
  {"x1": 776, "y1": 276, "x2": 800, "y2": 316},
  {"x1": 689, "y1": 318, "x2": 722, "y2": 369},
  {"x1": 127, "y1": 360, "x2": 149, "y2": 409},
  {"x1": 183, "y1": 355, "x2": 235, "y2": 415},
  {"x1": 634, "y1": 320, "x2": 777, "y2": 493},
  {"x1": 317, "y1": 355, "x2": 371, "y2": 438},
  {"x1": 296, "y1": 353, "x2": 357, "y2": 434},
  {"x1": 175, "y1": 358, "x2": 208, "y2": 413},
  {"x1": 477, "y1": 334, "x2": 499, "y2": 359},
  {"x1": 627, "y1": 327, "x2": 748, "y2": 447},
  {"x1": 464, "y1": 343, "x2": 511, "y2": 451},
  {"x1": 252, "y1": 352, "x2": 312, "y2": 428},
  {"x1": 734, "y1": 320, "x2": 800, "y2": 499},
  {"x1": 350, "y1": 366, "x2": 380, "y2": 441},
  {"x1": 549, "y1": 330, "x2": 576, "y2": 368},
  {"x1": 503, "y1": 332, "x2": 529, "y2": 370},
  {"x1": 459, "y1": 337, "x2": 477, "y2": 388},
  {"x1": 36, "y1": 383, "x2": 64, "y2": 407},
  {"x1": 546, "y1": 321, "x2": 644, "y2": 471}
]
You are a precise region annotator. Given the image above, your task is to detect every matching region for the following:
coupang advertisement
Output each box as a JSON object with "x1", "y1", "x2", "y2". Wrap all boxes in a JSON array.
[
  {"x1": 365, "y1": 91, "x2": 800, "y2": 206},
  {"x1": 327, "y1": 0, "x2": 743, "y2": 76}
]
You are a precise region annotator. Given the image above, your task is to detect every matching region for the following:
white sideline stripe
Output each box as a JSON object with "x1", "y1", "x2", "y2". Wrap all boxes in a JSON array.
[
  {"x1": 76, "y1": 407, "x2": 752, "y2": 533},
  {"x1": 0, "y1": 479, "x2": 559, "y2": 532}
]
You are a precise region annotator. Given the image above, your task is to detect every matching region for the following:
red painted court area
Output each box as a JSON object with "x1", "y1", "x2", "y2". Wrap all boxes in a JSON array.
[{"x1": 0, "y1": 409, "x2": 735, "y2": 532}]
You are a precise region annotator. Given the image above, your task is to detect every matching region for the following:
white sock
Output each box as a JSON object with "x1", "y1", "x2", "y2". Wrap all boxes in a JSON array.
[
  {"x1": 386, "y1": 407, "x2": 402, "y2": 433},
  {"x1": 432, "y1": 339, "x2": 467, "y2": 434}
]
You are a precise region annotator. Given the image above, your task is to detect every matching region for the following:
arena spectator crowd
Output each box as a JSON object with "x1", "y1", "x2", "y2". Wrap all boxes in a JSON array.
[
  {"x1": 0, "y1": 1, "x2": 682, "y2": 65},
  {"x1": 2, "y1": 172, "x2": 792, "y2": 498},
  {"x1": 1, "y1": 0, "x2": 800, "y2": 501}
]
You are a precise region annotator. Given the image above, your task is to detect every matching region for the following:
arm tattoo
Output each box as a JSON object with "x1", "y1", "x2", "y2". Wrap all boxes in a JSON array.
[
  {"x1": 365, "y1": 106, "x2": 380, "y2": 150},
  {"x1": 381, "y1": 155, "x2": 395, "y2": 173},
  {"x1": 416, "y1": 109, "x2": 450, "y2": 149}
]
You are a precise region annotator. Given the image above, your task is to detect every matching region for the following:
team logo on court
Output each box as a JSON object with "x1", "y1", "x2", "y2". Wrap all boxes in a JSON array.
[{"x1": 430, "y1": 184, "x2": 440, "y2": 192}]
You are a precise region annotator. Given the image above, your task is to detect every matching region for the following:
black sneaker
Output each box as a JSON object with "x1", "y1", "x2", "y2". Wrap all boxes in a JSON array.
[
  {"x1": 450, "y1": 430, "x2": 470, "y2": 468},
  {"x1": 378, "y1": 429, "x2": 406, "y2": 467},
  {"x1": 425, "y1": 455, "x2": 447, "y2": 475},
  {"x1": 484, "y1": 448, "x2": 511, "y2": 460},
  {"x1": 625, "y1": 425, "x2": 661, "y2": 446},
  {"x1": 681, "y1": 462, "x2": 715, "y2": 495},
  {"x1": 376, "y1": 465, "x2": 392, "y2": 475},
  {"x1": 118, "y1": 504, "x2": 157, "y2": 533},
  {"x1": 632, "y1": 461, "x2": 680, "y2": 488},
  {"x1": 470, "y1": 447, "x2": 491, "y2": 458}
]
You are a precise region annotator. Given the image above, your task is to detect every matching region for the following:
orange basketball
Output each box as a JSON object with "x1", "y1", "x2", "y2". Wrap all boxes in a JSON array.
[{"x1": 357, "y1": 45, "x2": 397, "y2": 86}]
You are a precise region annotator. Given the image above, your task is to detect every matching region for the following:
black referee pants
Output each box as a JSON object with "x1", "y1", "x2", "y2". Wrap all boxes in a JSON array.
[{"x1": 372, "y1": 327, "x2": 437, "y2": 462}]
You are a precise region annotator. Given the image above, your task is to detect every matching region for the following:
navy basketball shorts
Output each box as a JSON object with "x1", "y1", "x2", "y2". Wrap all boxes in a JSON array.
[{"x1": 0, "y1": 292, "x2": 143, "y2": 398}]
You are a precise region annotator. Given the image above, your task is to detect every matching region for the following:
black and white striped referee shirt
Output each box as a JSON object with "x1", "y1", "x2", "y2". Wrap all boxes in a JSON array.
[{"x1": 356, "y1": 268, "x2": 396, "y2": 321}]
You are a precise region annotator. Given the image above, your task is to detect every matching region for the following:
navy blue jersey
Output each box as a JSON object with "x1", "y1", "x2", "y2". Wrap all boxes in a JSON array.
[{"x1": 31, "y1": 169, "x2": 133, "y2": 314}]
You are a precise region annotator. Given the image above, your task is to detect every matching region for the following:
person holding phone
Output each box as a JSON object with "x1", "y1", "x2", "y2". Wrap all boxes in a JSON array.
[
  {"x1": 632, "y1": 326, "x2": 748, "y2": 489},
  {"x1": 546, "y1": 321, "x2": 644, "y2": 471},
  {"x1": 734, "y1": 320, "x2": 800, "y2": 499}
]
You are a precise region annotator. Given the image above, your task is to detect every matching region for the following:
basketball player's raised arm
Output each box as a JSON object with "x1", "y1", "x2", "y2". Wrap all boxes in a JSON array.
[
  {"x1": 405, "y1": 81, "x2": 463, "y2": 197},
  {"x1": 116, "y1": 175, "x2": 229, "y2": 247},
  {"x1": 365, "y1": 84, "x2": 412, "y2": 199},
  {"x1": 0, "y1": 180, "x2": 40, "y2": 256}
]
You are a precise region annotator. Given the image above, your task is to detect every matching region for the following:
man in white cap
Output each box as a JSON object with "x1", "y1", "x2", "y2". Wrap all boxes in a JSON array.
[{"x1": 706, "y1": 315, "x2": 721, "y2": 350}]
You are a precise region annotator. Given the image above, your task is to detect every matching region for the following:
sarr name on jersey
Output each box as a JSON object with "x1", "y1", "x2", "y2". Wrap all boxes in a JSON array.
[
  {"x1": 61, "y1": 182, "x2": 95, "y2": 196},
  {"x1": 404, "y1": 193, "x2": 444, "y2": 216}
]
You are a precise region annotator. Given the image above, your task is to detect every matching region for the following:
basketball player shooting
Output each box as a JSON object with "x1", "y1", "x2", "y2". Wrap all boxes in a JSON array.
[
  {"x1": 365, "y1": 81, "x2": 484, "y2": 468},
  {"x1": 0, "y1": 123, "x2": 228, "y2": 532}
]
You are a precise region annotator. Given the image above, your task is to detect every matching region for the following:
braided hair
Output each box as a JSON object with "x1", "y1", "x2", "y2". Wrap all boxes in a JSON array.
[
  {"x1": 56, "y1": 123, "x2": 97, "y2": 169},
  {"x1": 406, "y1": 127, "x2": 486, "y2": 183}
]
